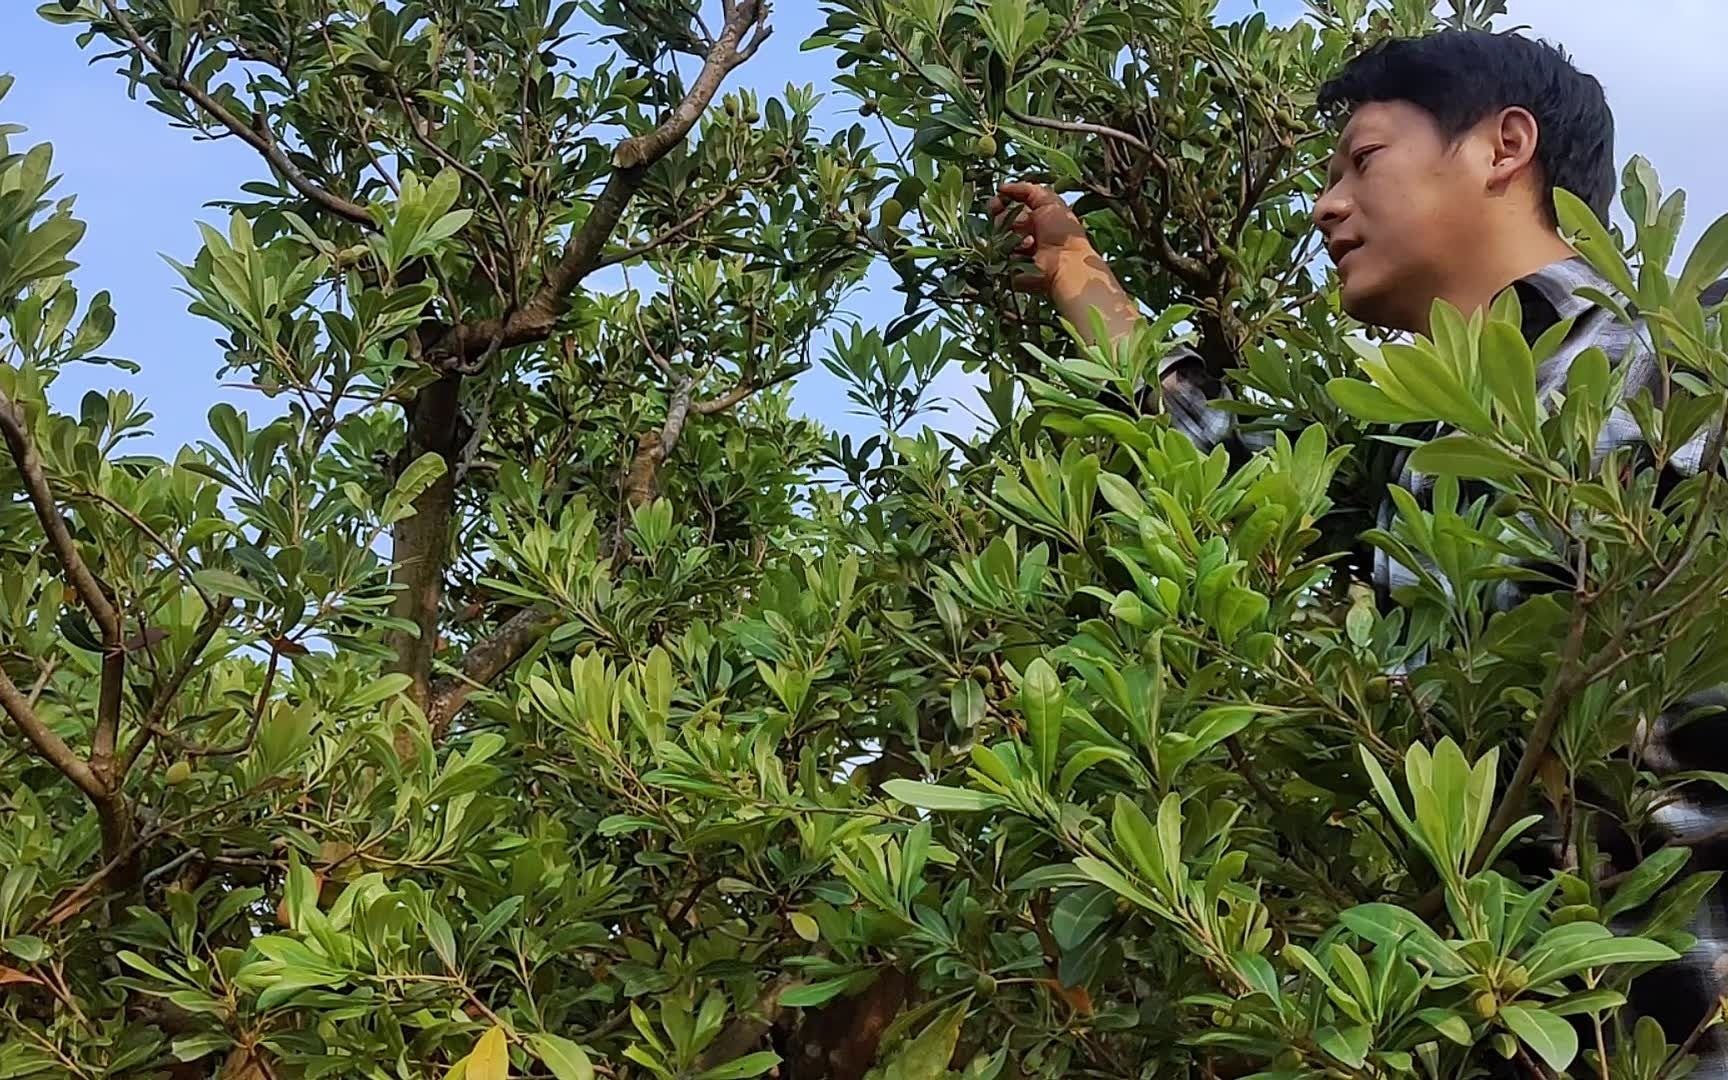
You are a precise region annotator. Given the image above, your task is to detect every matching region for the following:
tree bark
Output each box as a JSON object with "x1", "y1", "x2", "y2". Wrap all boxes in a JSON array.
[{"x1": 386, "y1": 372, "x2": 463, "y2": 716}]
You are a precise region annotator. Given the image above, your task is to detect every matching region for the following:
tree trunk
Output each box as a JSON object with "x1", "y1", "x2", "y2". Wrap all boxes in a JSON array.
[{"x1": 386, "y1": 373, "x2": 463, "y2": 719}]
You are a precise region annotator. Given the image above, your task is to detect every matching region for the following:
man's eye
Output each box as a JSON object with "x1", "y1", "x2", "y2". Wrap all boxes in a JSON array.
[{"x1": 1353, "y1": 147, "x2": 1381, "y2": 171}]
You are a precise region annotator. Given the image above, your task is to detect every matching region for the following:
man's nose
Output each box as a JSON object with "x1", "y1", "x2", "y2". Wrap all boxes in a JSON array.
[{"x1": 1313, "y1": 186, "x2": 1351, "y2": 235}]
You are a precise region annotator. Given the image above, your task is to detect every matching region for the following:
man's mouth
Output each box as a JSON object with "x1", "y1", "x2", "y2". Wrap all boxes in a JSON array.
[{"x1": 1328, "y1": 239, "x2": 1364, "y2": 272}]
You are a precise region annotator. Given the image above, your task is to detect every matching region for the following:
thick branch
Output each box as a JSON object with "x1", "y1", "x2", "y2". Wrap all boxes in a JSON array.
[
  {"x1": 435, "y1": 0, "x2": 768, "y2": 364},
  {"x1": 0, "y1": 386, "x2": 128, "y2": 784},
  {"x1": 97, "y1": 0, "x2": 371, "y2": 226},
  {"x1": 690, "y1": 365, "x2": 805, "y2": 417},
  {"x1": 0, "y1": 664, "x2": 103, "y2": 800},
  {"x1": 0, "y1": 391, "x2": 121, "y2": 644},
  {"x1": 428, "y1": 606, "x2": 559, "y2": 734}
]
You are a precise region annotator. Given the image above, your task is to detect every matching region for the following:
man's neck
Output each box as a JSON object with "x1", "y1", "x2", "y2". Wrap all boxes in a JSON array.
[{"x1": 1416, "y1": 231, "x2": 1579, "y2": 336}]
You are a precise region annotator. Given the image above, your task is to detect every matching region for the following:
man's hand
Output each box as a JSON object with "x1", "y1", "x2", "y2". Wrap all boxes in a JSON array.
[
  {"x1": 989, "y1": 181, "x2": 1095, "y2": 294},
  {"x1": 989, "y1": 181, "x2": 1141, "y2": 345}
]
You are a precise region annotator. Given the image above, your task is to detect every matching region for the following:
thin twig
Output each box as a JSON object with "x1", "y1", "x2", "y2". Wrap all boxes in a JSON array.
[{"x1": 96, "y1": 0, "x2": 371, "y2": 225}]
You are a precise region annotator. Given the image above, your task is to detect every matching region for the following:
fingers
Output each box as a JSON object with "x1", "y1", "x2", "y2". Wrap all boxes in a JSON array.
[{"x1": 997, "y1": 180, "x2": 1051, "y2": 205}]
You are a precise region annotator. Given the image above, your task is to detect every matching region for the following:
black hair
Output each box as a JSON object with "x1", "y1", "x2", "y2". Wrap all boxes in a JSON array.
[{"x1": 1318, "y1": 30, "x2": 1616, "y2": 223}]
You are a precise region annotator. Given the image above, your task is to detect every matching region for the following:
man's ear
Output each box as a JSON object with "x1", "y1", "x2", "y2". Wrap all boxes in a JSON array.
[{"x1": 1485, "y1": 106, "x2": 1542, "y2": 198}]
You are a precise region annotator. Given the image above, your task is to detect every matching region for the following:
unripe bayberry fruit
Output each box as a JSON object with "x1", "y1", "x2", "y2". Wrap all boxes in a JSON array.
[
  {"x1": 166, "y1": 760, "x2": 193, "y2": 785},
  {"x1": 880, "y1": 198, "x2": 906, "y2": 229},
  {"x1": 863, "y1": 30, "x2": 884, "y2": 52},
  {"x1": 973, "y1": 132, "x2": 998, "y2": 156},
  {"x1": 1473, "y1": 991, "x2": 1499, "y2": 1019}
]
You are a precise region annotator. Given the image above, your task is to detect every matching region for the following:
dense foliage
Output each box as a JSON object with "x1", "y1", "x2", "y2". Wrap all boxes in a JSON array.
[{"x1": 7, "y1": 0, "x2": 1728, "y2": 1078}]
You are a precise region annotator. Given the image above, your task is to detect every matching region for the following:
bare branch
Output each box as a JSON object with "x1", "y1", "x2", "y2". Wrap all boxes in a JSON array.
[
  {"x1": 435, "y1": 0, "x2": 769, "y2": 365},
  {"x1": 118, "y1": 597, "x2": 235, "y2": 776},
  {"x1": 97, "y1": 0, "x2": 371, "y2": 226},
  {"x1": 0, "y1": 663, "x2": 103, "y2": 800},
  {"x1": 0, "y1": 391, "x2": 121, "y2": 644},
  {"x1": 0, "y1": 386, "x2": 128, "y2": 782},
  {"x1": 595, "y1": 165, "x2": 783, "y2": 272},
  {"x1": 659, "y1": 377, "x2": 698, "y2": 460},
  {"x1": 428, "y1": 606, "x2": 560, "y2": 735},
  {"x1": 1004, "y1": 103, "x2": 1151, "y2": 155},
  {"x1": 1471, "y1": 575, "x2": 1593, "y2": 875},
  {"x1": 690, "y1": 365, "x2": 806, "y2": 418}
]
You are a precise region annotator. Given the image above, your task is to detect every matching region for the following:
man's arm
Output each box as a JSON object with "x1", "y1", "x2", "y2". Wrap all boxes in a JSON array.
[
  {"x1": 990, "y1": 182, "x2": 1142, "y2": 347},
  {"x1": 991, "y1": 182, "x2": 1238, "y2": 452}
]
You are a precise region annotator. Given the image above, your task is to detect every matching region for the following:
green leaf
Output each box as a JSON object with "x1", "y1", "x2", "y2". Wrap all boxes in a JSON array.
[
  {"x1": 1316, "y1": 1023, "x2": 1371, "y2": 1068},
  {"x1": 880, "y1": 780, "x2": 1004, "y2": 812},
  {"x1": 527, "y1": 1034, "x2": 596, "y2": 1080},
  {"x1": 1500, "y1": 1004, "x2": 1578, "y2": 1073},
  {"x1": 1555, "y1": 188, "x2": 1637, "y2": 299},
  {"x1": 696, "y1": 1051, "x2": 782, "y2": 1079},
  {"x1": 1480, "y1": 320, "x2": 1540, "y2": 437},
  {"x1": 171, "y1": 1033, "x2": 233, "y2": 1061},
  {"x1": 191, "y1": 568, "x2": 268, "y2": 605},
  {"x1": 1019, "y1": 657, "x2": 1064, "y2": 786},
  {"x1": 1546, "y1": 989, "x2": 1627, "y2": 1017},
  {"x1": 780, "y1": 977, "x2": 853, "y2": 1007},
  {"x1": 349, "y1": 674, "x2": 414, "y2": 709},
  {"x1": 1095, "y1": 471, "x2": 1145, "y2": 516},
  {"x1": 878, "y1": 999, "x2": 967, "y2": 1080},
  {"x1": 1050, "y1": 886, "x2": 1114, "y2": 951},
  {"x1": 1327, "y1": 378, "x2": 1428, "y2": 423},
  {"x1": 1337, "y1": 904, "x2": 1466, "y2": 976},
  {"x1": 383, "y1": 451, "x2": 449, "y2": 522},
  {"x1": 1679, "y1": 211, "x2": 1728, "y2": 297},
  {"x1": 1406, "y1": 434, "x2": 1527, "y2": 481},
  {"x1": 950, "y1": 679, "x2": 985, "y2": 729},
  {"x1": 1415, "y1": 1008, "x2": 1472, "y2": 1046},
  {"x1": 1602, "y1": 846, "x2": 1690, "y2": 919}
]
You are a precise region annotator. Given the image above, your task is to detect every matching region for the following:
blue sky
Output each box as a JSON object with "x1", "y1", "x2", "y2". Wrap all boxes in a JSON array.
[{"x1": 2, "y1": 1, "x2": 1721, "y2": 450}]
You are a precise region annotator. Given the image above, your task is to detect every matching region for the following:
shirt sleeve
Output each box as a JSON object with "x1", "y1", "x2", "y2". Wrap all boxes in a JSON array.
[{"x1": 1155, "y1": 347, "x2": 1236, "y2": 453}]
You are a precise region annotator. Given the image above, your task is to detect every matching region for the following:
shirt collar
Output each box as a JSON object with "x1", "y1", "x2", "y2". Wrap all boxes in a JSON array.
[{"x1": 1513, "y1": 256, "x2": 1613, "y2": 336}]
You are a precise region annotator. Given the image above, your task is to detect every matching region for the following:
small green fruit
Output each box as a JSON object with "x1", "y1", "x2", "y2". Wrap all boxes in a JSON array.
[
  {"x1": 860, "y1": 98, "x2": 879, "y2": 117},
  {"x1": 973, "y1": 132, "x2": 998, "y2": 156},
  {"x1": 974, "y1": 973, "x2": 997, "y2": 997},
  {"x1": 1473, "y1": 991, "x2": 1499, "y2": 1019},
  {"x1": 166, "y1": 760, "x2": 193, "y2": 786},
  {"x1": 863, "y1": 30, "x2": 885, "y2": 52},
  {"x1": 880, "y1": 198, "x2": 906, "y2": 229},
  {"x1": 1365, "y1": 676, "x2": 1390, "y2": 704},
  {"x1": 969, "y1": 663, "x2": 990, "y2": 681},
  {"x1": 1493, "y1": 493, "x2": 1520, "y2": 517}
]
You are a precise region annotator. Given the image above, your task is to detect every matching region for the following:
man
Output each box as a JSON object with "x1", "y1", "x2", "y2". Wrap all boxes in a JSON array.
[{"x1": 993, "y1": 29, "x2": 1728, "y2": 1070}]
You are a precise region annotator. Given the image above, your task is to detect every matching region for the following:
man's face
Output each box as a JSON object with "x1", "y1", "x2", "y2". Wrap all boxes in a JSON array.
[{"x1": 1314, "y1": 101, "x2": 1495, "y2": 332}]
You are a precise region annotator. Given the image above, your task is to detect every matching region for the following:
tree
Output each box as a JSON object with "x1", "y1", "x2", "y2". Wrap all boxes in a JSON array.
[{"x1": 6, "y1": 0, "x2": 1728, "y2": 1078}]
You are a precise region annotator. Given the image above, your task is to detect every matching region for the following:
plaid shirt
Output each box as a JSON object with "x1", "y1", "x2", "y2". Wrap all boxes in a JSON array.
[{"x1": 1158, "y1": 257, "x2": 1728, "y2": 1073}]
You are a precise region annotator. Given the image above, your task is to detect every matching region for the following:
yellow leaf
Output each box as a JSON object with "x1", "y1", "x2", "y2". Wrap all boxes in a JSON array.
[
  {"x1": 790, "y1": 912, "x2": 820, "y2": 942},
  {"x1": 452, "y1": 1025, "x2": 510, "y2": 1080}
]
